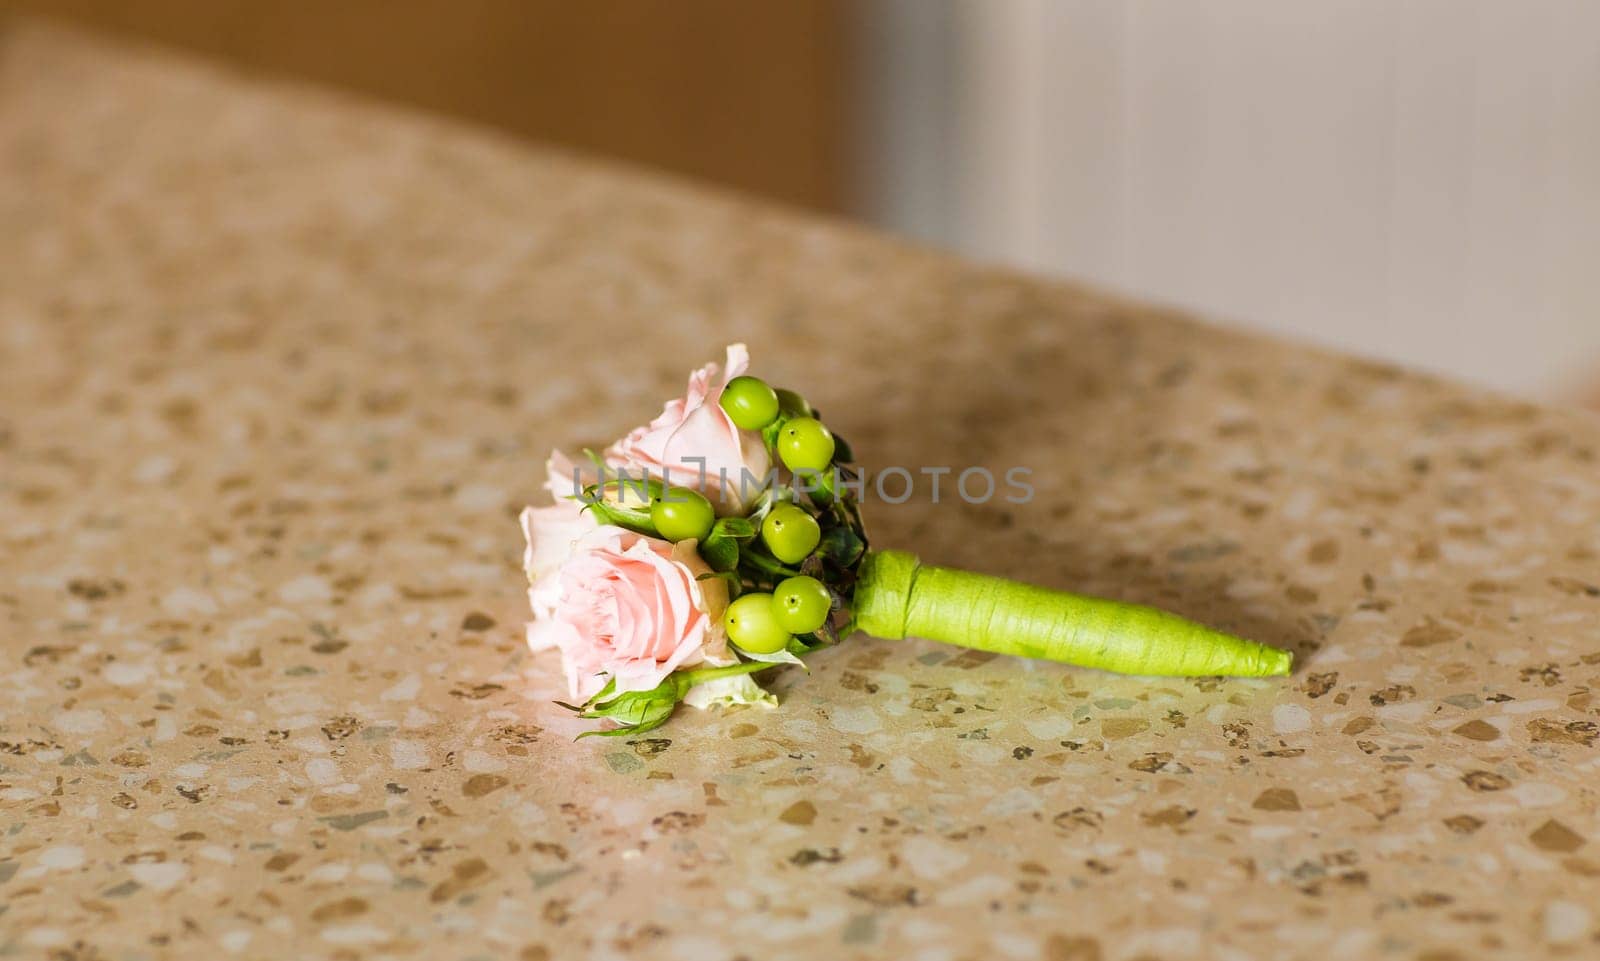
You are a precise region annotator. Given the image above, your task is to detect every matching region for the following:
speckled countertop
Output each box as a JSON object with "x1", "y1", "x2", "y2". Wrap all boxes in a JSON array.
[{"x1": 2, "y1": 20, "x2": 1599, "y2": 961}]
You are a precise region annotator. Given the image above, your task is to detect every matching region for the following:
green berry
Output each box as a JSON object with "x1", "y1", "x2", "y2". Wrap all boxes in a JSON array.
[
  {"x1": 777, "y1": 417, "x2": 835, "y2": 472},
  {"x1": 649, "y1": 487, "x2": 715, "y2": 542},
  {"x1": 723, "y1": 593, "x2": 790, "y2": 654},
  {"x1": 773, "y1": 575, "x2": 832, "y2": 634},
  {"x1": 761, "y1": 504, "x2": 821, "y2": 564},
  {"x1": 774, "y1": 388, "x2": 812, "y2": 418},
  {"x1": 719, "y1": 375, "x2": 780, "y2": 430}
]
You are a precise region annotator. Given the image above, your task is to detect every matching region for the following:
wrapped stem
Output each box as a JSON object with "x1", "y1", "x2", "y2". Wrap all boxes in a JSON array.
[{"x1": 853, "y1": 550, "x2": 1291, "y2": 677}]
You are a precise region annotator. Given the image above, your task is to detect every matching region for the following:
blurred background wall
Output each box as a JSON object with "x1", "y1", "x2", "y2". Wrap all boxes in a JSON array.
[
  {"x1": 3, "y1": 0, "x2": 853, "y2": 211},
  {"x1": 7, "y1": 0, "x2": 1598, "y2": 405},
  {"x1": 864, "y1": 1, "x2": 1600, "y2": 403}
]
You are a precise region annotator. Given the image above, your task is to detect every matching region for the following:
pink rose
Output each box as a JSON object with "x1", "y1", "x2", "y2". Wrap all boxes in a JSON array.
[
  {"x1": 604, "y1": 343, "x2": 770, "y2": 513},
  {"x1": 523, "y1": 522, "x2": 731, "y2": 703},
  {"x1": 521, "y1": 451, "x2": 599, "y2": 622}
]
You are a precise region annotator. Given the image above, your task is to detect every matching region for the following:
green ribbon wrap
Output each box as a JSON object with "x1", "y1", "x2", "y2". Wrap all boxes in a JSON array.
[{"x1": 853, "y1": 550, "x2": 1292, "y2": 677}]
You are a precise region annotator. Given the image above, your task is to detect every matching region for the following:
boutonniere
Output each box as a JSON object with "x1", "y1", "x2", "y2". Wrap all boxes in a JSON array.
[{"x1": 521, "y1": 345, "x2": 1290, "y2": 736}]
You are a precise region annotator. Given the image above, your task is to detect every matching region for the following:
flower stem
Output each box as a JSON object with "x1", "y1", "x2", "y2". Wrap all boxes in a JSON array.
[
  {"x1": 740, "y1": 550, "x2": 801, "y2": 580},
  {"x1": 852, "y1": 549, "x2": 1292, "y2": 677},
  {"x1": 681, "y1": 661, "x2": 783, "y2": 687}
]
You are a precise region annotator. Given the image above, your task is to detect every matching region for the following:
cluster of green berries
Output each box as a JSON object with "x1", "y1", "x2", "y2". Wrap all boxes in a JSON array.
[
  {"x1": 642, "y1": 374, "x2": 844, "y2": 656},
  {"x1": 723, "y1": 575, "x2": 833, "y2": 653},
  {"x1": 646, "y1": 490, "x2": 821, "y2": 564},
  {"x1": 717, "y1": 375, "x2": 841, "y2": 653},
  {"x1": 720, "y1": 375, "x2": 836, "y2": 472},
  {"x1": 647, "y1": 485, "x2": 835, "y2": 652},
  {"x1": 645, "y1": 375, "x2": 839, "y2": 550}
]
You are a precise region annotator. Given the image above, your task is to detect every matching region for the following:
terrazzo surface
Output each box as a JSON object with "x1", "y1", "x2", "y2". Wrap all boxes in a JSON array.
[{"x1": 3, "y1": 20, "x2": 1599, "y2": 961}]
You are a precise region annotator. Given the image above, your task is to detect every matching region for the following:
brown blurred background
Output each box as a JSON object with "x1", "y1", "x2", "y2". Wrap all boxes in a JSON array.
[
  {"x1": 5, "y1": 1, "x2": 1598, "y2": 407},
  {"x1": 6, "y1": 0, "x2": 855, "y2": 212}
]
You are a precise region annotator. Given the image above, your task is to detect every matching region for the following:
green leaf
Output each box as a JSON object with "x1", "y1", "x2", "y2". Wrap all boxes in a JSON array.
[
  {"x1": 579, "y1": 691, "x2": 669, "y2": 725},
  {"x1": 700, "y1": 516, "x2": 758, "y2": 572},
  {"x1": 761, "y1": 415, "x2": 789, "y2": 456},
  {"x1": 788, "y1": 633, "x2": 829, "y2": 654},
  {"x1": 577, "y1": 716, "x2": 669, "y2": 739},
  {"x1": 583, "y1": 494, "x2": 657, "y2": 537},
  {"x1": 699, "y1": 534, "x2": 739, "y2": 572},
  {"x1": 794, "y1": 468, "x2": 835, "y2": 507},
  {"x1": 774, "y1": 388, "x2": 813, "y2": 418},
  {"x1": 816, "y1": 525, "x2": 865, "y2": 568},
  {"x1": 561, "y1": 676, "x2": 616, "y2": 712},
  {"x1": 715, "y1": 516, "x2": 757, "y2": 540},
  {"x1": 831, "y1": 433, "x2": 855, "y2": 464},
  {"x1": 584, "y1": 474, "x2": 665, "y2": 503},
  {"x1": 571, "y1": 674, "x2": 690, "y2": 738}
]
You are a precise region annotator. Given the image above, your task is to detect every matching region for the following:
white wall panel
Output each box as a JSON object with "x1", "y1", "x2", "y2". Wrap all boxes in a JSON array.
[{"x1": 869, "y1": 1, "x2": 1600, "y2": 399}]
